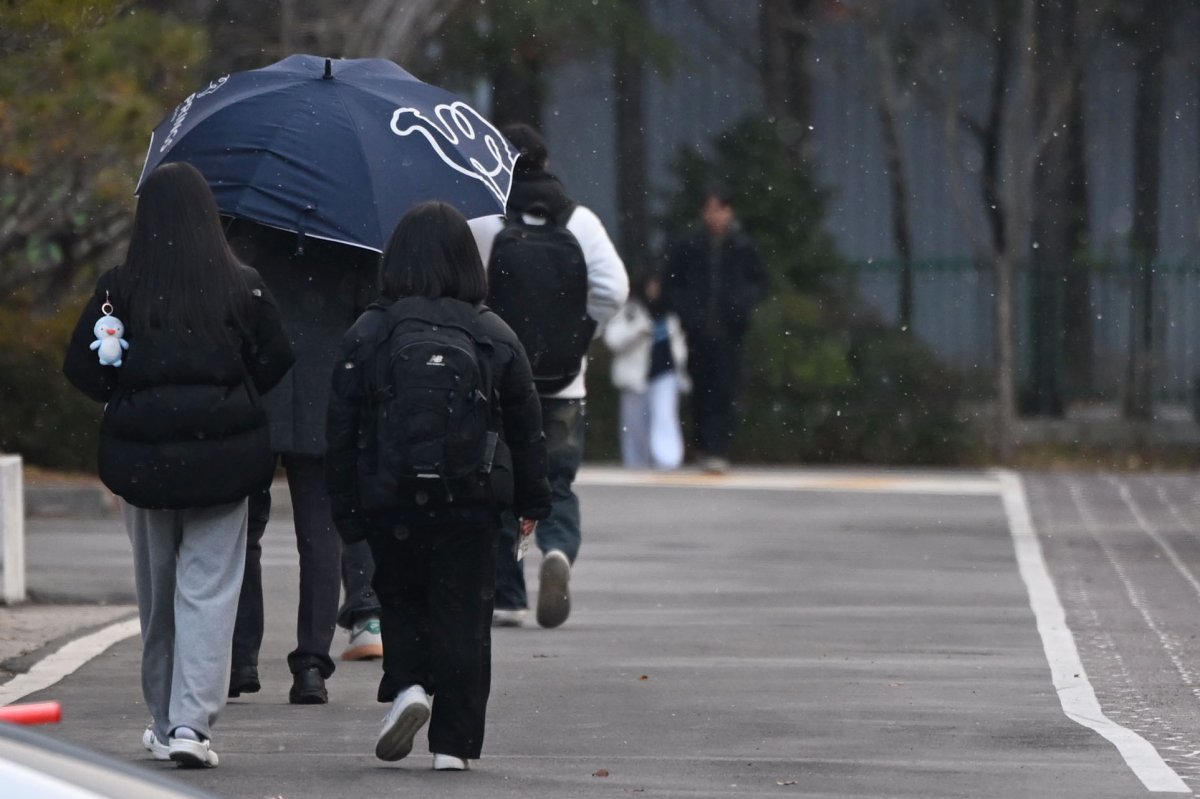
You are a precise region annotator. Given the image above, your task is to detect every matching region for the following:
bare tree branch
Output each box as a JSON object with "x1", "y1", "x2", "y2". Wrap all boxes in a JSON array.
[
  {"x1": 685, "y1": 0, "x2": 761, "y2": 73},
  {"x1": 344, "y1": 0, "x2": 467, "y2": 63}
]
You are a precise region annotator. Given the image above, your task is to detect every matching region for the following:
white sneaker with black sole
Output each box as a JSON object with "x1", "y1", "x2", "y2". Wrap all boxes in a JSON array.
[
  {"x1": 168, "y1": 727, "x2": 218, "y2": 768},
  {"x1": 376, "y1": 685, "x2": 431, "y2": 761},
  {"x1": 536, "y1": 549, "x2": 571, "y2": 628},
  {"x1": 141, "y1": 726, "x2": 170, "y2": 761}
]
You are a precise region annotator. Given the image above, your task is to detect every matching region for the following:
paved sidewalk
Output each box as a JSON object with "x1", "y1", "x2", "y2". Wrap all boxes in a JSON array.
[{"x1": 5, "y1": 467, "x2": 1191, "y2": 797}]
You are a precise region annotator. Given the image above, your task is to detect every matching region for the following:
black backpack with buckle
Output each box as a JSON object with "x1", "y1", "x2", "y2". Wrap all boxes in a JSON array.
[
  {"x1": 486, "y1": 202, "x2": 596, "y2": 394},
  {"x1": 359, "y1": 297, "x2": 505, "y2": 512}
]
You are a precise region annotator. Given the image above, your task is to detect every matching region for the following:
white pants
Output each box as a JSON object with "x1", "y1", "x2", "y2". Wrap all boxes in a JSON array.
[
  {"x1": 619, "y1": 372, "x2": 684, "y2": 470},
  {"x1": 124, "y1": 499, "x2": 247, "y2": 743}
]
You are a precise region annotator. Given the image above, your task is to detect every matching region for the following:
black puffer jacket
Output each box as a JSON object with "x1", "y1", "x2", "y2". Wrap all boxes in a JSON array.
[
  {"x1": 325, "y1": 297, "x2": 551, "y2": 542},
  {"x1": 62, "y1": 266, "x2": 294, "y2": 509},
  {"x1": 663, "y1": 223, "x2": 768, "y2": 338}
]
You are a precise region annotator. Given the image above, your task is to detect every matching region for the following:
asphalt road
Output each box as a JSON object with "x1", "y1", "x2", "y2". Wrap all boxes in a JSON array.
[{"x1": 13, "y1": 468, "x2": 1200, "y2": 798}]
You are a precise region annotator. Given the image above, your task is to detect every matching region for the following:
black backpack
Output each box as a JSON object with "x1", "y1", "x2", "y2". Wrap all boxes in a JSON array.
[
  {"x1": 363, "y1": 297, "x2": 502, "y2": 511},
  {"x1": 486, "y1": 203, "x2": 596, "y2": 394}
]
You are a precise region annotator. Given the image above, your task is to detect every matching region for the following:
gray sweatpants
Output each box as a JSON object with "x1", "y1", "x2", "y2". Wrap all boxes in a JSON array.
[{"x1": 124, "y1": 500, "x2": 247, "y2": 743}]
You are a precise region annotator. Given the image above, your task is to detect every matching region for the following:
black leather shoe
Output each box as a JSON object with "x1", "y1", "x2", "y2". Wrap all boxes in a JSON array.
[
  {"x1": 289, "y1": 667, "x2": 328, "y2": 705},
  {"x1": 228, "y1": 666, "x2": 261, "y2": 698}
]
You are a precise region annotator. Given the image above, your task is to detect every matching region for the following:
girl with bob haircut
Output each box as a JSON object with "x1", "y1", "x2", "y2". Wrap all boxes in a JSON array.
[
  {"x1": 64, "y1": 161, "x2": 294, "y2": 769},
  {"x1": 378, "y1": 199, "x2": 489, "y2": 304},
  {"x1": 326, "y1": 201, "x2": 550, "y2": 771}
]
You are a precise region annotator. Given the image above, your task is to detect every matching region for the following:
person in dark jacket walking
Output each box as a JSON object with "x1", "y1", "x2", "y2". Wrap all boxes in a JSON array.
[
  {"x1": 62, "y1": 162, "x2": 294, "y2": 769},
  {"x1": 470, "y1": 123, "x2": 628, "y2": 629},
  {"x1": 223, "y1": 222, "x2": 383, "y2": 707},
  {"x1": 327, "y1": 202, "x2": 551, "y2": 771},
  {"x1": 662, "y1": 182, "x2": 768, "y2": 472}
]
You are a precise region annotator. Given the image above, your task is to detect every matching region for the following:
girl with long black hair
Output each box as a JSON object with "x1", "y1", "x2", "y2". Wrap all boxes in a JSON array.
[
  {"x1": 326, "y1": 201, "x2": 550, "y2": 770},
  {"x1": 63, "y1": 161, "x2": 294, "y2": 768}
]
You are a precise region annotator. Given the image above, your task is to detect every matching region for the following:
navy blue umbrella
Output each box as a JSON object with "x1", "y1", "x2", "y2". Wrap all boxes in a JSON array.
[{"x1": 138, "y1": 54, "x2": 516, "y2": 252}]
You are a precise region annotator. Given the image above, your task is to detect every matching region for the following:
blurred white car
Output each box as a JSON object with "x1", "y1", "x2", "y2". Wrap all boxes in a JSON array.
[{"x1": 0, "y1": 721, "x2": 218, "y2": 799}]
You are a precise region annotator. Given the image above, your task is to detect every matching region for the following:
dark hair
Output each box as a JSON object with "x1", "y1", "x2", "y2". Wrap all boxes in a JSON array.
[
  {"x1": 702, "y1": 180, "x2": 734, "y2": 208},
  {"x1": 119, "y1": 162, "x2": 251, "y2": 343},
  {"x1": 380, "y1": 201, "x2": 488, "y2": 304},
  {"x1": 502, "y1": 123, "x2": 548, "y2": 173}
]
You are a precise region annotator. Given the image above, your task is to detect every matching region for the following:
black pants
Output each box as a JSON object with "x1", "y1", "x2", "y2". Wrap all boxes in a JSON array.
[
  {"x1": 369, "y1": 518, "x2": 497, "y2": 760},
  {"x1": 685, "y1": 331, "x2": 744, "y2": 458},
  {"x1": 231, "y1": 454, "x2": 341, "y2": 678}
]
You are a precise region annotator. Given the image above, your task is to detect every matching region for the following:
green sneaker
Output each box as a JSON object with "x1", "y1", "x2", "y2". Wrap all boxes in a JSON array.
[{"x1": 342, "y1": 616, "x2": 384, "y2": 661}]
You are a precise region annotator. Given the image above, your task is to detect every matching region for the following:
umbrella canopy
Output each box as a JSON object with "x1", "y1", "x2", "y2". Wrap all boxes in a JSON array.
[{"x1": 138, "y1": 54, "x2": 516, "y2": 252}]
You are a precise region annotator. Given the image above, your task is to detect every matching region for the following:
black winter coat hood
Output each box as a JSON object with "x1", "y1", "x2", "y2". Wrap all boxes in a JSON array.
[{"x1": 506, "y1": 169, "x2": 575, "y2": 222}]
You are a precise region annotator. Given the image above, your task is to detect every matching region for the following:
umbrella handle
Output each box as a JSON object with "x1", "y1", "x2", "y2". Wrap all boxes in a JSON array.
[{"x1": 0, "y1": 701, "x2": 62, "y2": 725}]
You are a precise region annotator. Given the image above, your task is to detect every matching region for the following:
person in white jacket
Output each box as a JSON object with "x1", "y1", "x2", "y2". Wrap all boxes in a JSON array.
[
  {"x1": 470, "y1": 123, "x2": 629, "y2": 629},
  {"x1": 604, "y1": 273, "x2": 690, "y2": 470}
]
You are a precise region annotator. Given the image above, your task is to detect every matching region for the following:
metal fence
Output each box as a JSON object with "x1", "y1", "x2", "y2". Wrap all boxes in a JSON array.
[{"x1": 848, "y1": 259, "x2": 1200, "y2": 409}]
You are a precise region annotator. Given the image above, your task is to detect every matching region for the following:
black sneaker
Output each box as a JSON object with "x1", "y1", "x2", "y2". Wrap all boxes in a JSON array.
[{"x1": 289, "y1": 667, "x2": 328, "y2": 705}]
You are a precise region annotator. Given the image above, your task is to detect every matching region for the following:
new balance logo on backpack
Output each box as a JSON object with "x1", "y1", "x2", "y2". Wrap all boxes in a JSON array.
[
  {"x1": 363, "y1": 297, "x2": 501, "y2": 511},
  {"x1": 486, "y1": 202, "x2": 596, "y2": 394}
]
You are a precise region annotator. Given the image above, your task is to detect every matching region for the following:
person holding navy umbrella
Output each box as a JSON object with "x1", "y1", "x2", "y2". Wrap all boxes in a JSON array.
[{"x1": 140, "y1": 54, "x2": 518, "y2": 703}]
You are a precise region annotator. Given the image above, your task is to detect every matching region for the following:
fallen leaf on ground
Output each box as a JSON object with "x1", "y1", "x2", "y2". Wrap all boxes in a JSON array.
[{"x1": 593, "y1": 768, "x2": 610, "y2": 777}]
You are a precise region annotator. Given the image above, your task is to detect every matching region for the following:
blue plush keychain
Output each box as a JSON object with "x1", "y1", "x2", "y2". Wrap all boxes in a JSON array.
[{"x1": 91, "y1": 291, "x2": 128, "y2": 367}]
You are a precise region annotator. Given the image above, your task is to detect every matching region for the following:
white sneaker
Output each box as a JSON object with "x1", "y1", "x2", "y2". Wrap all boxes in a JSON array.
[
  {"x1": 168, "y1": 727, "x2": 218, "y2": 768},
  {"x1": 342, "y1": 616, "x2": 384, "y2": 661},
  {"x1": 141, "y1": 726, "x2": 170, "y2": 761},
  {"x1": 375, "y1": 685, "x2": 431, "y2": 761},
  {"x1": 536, "y1": 550, "x2": 571, "y2": 629},
  {"x1": 492, "y1": 608, "x2": 527, "y2": 627},
  {"x1": 433, "y1": 753, "x2": 469, "y2": 771}
]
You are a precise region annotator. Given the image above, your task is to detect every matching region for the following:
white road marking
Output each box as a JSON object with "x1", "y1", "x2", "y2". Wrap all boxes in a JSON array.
[
  {"x1": 998, "y1": 470, "x2": 1189, "y2": 793},
  {"x1": 577, "y1": 467, "x2": 1001, "y2": 495},
  {"x1": 0, "y1": 618, "x2": 140, "y2": 706},
  {"x1": 1072, "y1": 479, "x2": 1200, "y2": 700}
]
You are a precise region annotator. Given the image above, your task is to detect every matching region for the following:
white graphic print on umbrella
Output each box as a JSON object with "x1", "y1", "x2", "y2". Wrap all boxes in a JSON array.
[{"x1": 390, "y1": 102, "x2": 514, "y2": 207}]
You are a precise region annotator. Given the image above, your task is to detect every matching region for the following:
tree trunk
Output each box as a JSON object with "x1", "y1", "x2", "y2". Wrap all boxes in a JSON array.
[
  {"x1": 1029, "y1": 0, "x2": 1087, "y2": 416},
  {"x1": 994, "y1": 250, "x2": 1018, "y2": 463},
  {"x1": 759, "y1": 0, "x2": 815, "y2": 166},
  {"x1": 862, "y1": 7, "x2": 915, "y2": 329},
  {"x1": 1059, "y1": 92, "x2": 1093, "y2": 403},
  {"x1": 994, "y1": 0, "x2": 1038, "y2": 462},
  {"x1": 490, "y1": 44, "x2": 545, "y2": 130},
  {"x1": 614, "y1": 0, "x2": 649, "y2": 276},
  {"x1": 1124, "y1": 1, "x2": 1165, "y2": 420}
]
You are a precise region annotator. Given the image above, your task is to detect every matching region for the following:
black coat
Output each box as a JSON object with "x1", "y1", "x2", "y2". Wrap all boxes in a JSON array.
[
  {"x1": 663, "y1": 224, "x2": 768, "y2": 339},
  {"x1": 226, "y1": 223, "x2": 378, "y2": 456},
  {"x1": 325, "y1": 297, "x2": 551, "y2": 542},
  {"x1": 62, "y1": 266, "x2": 294, "y2": 509}
]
